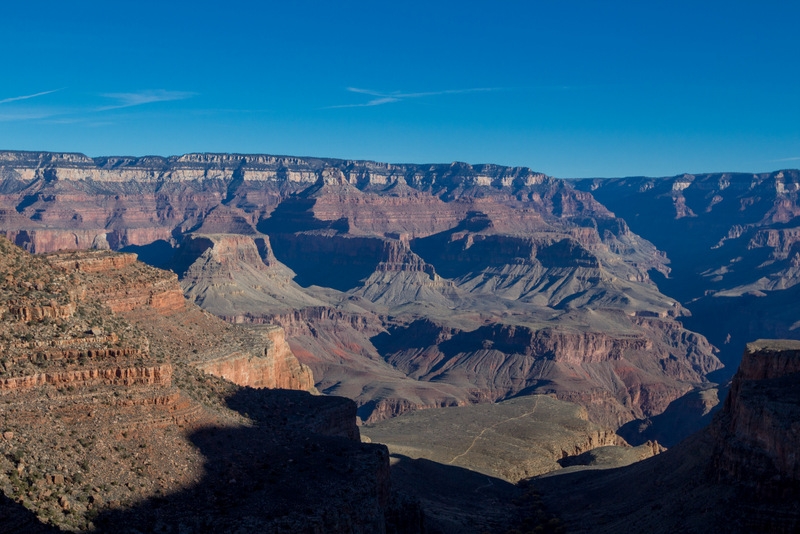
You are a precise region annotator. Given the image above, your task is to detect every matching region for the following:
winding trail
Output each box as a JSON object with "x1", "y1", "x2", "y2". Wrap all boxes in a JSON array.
[{"x1": 446, "y1": 396, "x2": 539, "y2": 465}]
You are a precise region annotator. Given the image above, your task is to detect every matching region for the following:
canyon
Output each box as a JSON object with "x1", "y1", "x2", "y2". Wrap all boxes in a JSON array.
[
  {"x1": 574, "y1": 171, "x2": 800, "y2": 380},
  {"x1": 0, "y1": 151, "x2": 723, "y2": 435},
  {"x1": 537, "y1": 340, "x2": 800, "y2": 533},
  {"x1": 1, "y1": 150, "x2": 799, "y2": 531},
  {"x1": 0, "y1": 235, "x2": 422, "y2": 532}
]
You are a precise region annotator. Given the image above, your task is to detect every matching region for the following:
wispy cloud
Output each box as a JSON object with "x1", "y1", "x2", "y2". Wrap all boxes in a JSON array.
[
  {"x1": 97, "y1": 90, "x2": 196, "y2": 111},
  {"x1": 0, "y1": 88, "x2": 196, "y2": 123},
  {"x1": 773, "y1": 156, "x2": 800, "y2": 162},
  {"x1": 326, "y1": 87, "x2": 499, "y2": 108},
  {"x1": 0, "y1": 89, "x2": 63, "y2": 105},
  {"x1": 0, "y1": 111, "x2": 61, "y2": 122}
]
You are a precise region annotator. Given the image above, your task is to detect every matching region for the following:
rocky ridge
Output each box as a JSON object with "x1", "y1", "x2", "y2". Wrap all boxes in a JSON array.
[
  {"x1": 0, "y1": 151, "x2": 721, "y2": 431},
  {"x1": 536, "y1": 339, "x2": 800, "y2": 533},
  {"x1": 0, "y1": 236, "x2": 419, "y2": 532}
]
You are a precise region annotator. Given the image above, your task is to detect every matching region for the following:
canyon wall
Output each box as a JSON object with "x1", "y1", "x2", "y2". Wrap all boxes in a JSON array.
[
  {"x1": 0, "y1": 235, "x2": 416, "y2": 532},
  {"x1": 711, "y1": 339, "x2": 800, "y2": 494},
  {"x1": 0, "y1": 151, "x2": 723, "y2": 431},
  {"x1": 538, "y1": 339, "x2": 800, "y2": 533},
  {"x1": 574, "y1": 170, "x2": 800, "y2": 379}
]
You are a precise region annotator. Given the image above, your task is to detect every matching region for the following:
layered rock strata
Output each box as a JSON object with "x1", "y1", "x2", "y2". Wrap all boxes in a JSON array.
[
  {"x1": 0, "y1": 236, "x2": 419, "y2": 533},
  {"x1": 574, "y1": 170, "x2": 800, "y2": 379},
  {"x1": 536, "y1": 340, "x2": 800, "y2": 533},
  {"x1": 0, "y1": 151, "x2": 722, "y2": 432},
  {"x1": 44, "y1": 247, "x2": 315, "y2": 392}
]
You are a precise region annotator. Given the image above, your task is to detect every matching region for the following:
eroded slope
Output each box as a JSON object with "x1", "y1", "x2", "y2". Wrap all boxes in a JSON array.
[
  {"x1": 537, "y1": 340, "x2": 800, "y2": 533},
  {"x1": 0, "y1": 237, "x2": 416, "y2": 532},
  {"x1": 0, "y1": 152, "x2": 721, "y2": 431}
]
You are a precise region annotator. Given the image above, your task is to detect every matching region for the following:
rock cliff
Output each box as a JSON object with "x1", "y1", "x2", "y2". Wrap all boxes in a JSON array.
[
  {"x1": 0, "y1": 151, "x2": 721, "y2": 433},
  {"x1": 711, "y1": 339, "x2": 800, "y2": 495},
  {"x1": 536, "y1": 339, "x2": 800, "y2": 533},
  {"x1": 44, "y1": 247, "x2": 315, "y2": 392},
  {"x1": 0, "y1": 237, "x2": 415, "y2": 532},
  {"x1": 193, "y1": 326, "x2": 315, "y2": 391}
]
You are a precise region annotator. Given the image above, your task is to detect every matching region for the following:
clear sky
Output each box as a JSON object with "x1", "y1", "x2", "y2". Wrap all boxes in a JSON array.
[{"x1": 1, "y1": 1, "x2": 798, "y2": 178}]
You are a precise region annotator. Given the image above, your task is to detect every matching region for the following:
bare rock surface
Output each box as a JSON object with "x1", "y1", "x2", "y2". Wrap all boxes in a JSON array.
[
  {"x1": 0, "y1": 236, "x2": 419, "y2": 533},
  {"x1": 574, "y1": 170, "x2": 800, "y2": 380},
  {"x1": 536, "y1": 339, "x2": 800, "y2": 533},
  {"x1": 0, "y1": 151, "x2": 722, "y2": 435}
]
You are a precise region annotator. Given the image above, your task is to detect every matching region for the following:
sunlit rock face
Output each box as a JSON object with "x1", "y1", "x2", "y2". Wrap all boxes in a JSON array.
[
  {"x1": 0, "y1": 151, "x2": 721, "y2": 430},
  {"x1": 0, "y1": 236, "x2": 416, "y2": 532}
]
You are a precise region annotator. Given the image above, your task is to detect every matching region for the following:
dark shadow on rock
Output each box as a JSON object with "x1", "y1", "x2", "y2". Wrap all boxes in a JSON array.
[
  {"x1": 410, "y1": 212, "x2": 499, "y2": 280},
  {"x1": 617, "y1": 384, "x2": 729, "y2": 447},
  {"x1": 257, "y1": 195, "x2": 384, "y2": 291},
  {"x1": 371, "y1": 318, "x2": 453, "y2": 356},
  {"x1": 120, "y1": 240, "x2": 177, "y2": 269},
  {"x1": 0, "y1": 492, "x2": 60, "y2": 534},
  {"x1": 387, "y1": 454, "x2": 521, "y2": 534},
  {"x1": 92, "y1": 388, "x2": 421, "y2": 533},
  {"x1": 160, "y1": 235, "x2": 214, "y2": 278},
  {"x1": 372, "y1": 319, "x2": 542, "y2": 363},
  {"x1": 682, "y1": 285, "x2": 800, "y2": 384}
]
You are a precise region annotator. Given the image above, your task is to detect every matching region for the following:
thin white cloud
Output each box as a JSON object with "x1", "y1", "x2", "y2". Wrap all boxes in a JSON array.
[
  {"x1": 326, "y1": 87, "x2": 498, "y2": 108},
  {"x1": 773, "y1": 156, "x2": 800, "y2": 162},
  {"x1": 0, "y1": 111, "x2": 60, "y2": 122},
  {"x1": 97, "y1": 90, "x2": 196, "y2": 111},
  {"x1": 0, "y1": 89, "x2": 63, "y2": 105},
  {"x1": 0, "y1": 89, "x2": 196, "y2": 122}
]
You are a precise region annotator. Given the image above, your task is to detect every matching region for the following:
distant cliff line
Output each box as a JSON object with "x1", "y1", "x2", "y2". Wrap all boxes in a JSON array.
[
  {"x1": 0, "y1": 149, "x2": 549, "y2": 188},
  {"x1": 1, "y1": 149, "x2": 797, "y2": 187}
]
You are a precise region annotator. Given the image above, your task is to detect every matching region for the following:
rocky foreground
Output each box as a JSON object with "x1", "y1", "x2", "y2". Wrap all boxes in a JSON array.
[{"x1": 0, "y1": 236, "x2": 423, "y2": 532}]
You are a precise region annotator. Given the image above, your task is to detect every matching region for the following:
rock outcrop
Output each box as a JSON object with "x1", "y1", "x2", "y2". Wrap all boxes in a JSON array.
[
  {"x1": 536, "y1": 339, "x2": 800, "y2": 533},
  {"x1": 0, "y1": 237, "x2": 416, "y2": 532},
  {"x1": 48, "y1": 251, "x2": 186, "y2": 314},
  {"x1": 711, "y1": 339, "x2": 800, "y2": 495},
  {"x1": 193, "y1": 326, "x2": 315, "y2": 391},
  {"x1": 44, "y1": 247, "x2": 316, "y2": 392}
]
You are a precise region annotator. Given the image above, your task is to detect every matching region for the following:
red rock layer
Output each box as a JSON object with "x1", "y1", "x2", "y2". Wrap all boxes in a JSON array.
[
  {"x1": 0, "y1": 364, "x2": 172, "y2": 391},
  {"x1": 194, "y1": 326, "x2": 314, "y2": 391},
  {"x1": 712, "y1": 339, "x2": 800, "y2": 496}
]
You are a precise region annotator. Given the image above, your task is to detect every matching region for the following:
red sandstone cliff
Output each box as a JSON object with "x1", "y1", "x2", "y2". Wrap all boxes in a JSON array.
[
  {"x1": 711, "y1": 339, "x2": 800, "y2": 493},
  {"x1": 43, "y1": 248, "x2": 316, "y2": 393},
  {"x1": 193, "y1": 326, "x2": 315, "y2": 391},
  {"x1": 537, "y1": 339, "x2": 800, "y2": 534}
]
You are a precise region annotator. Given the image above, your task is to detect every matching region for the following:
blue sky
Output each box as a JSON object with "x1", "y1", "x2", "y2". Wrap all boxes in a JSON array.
[{"x1": 1, "y1": 1, "x2": 798, "y2": 178}]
